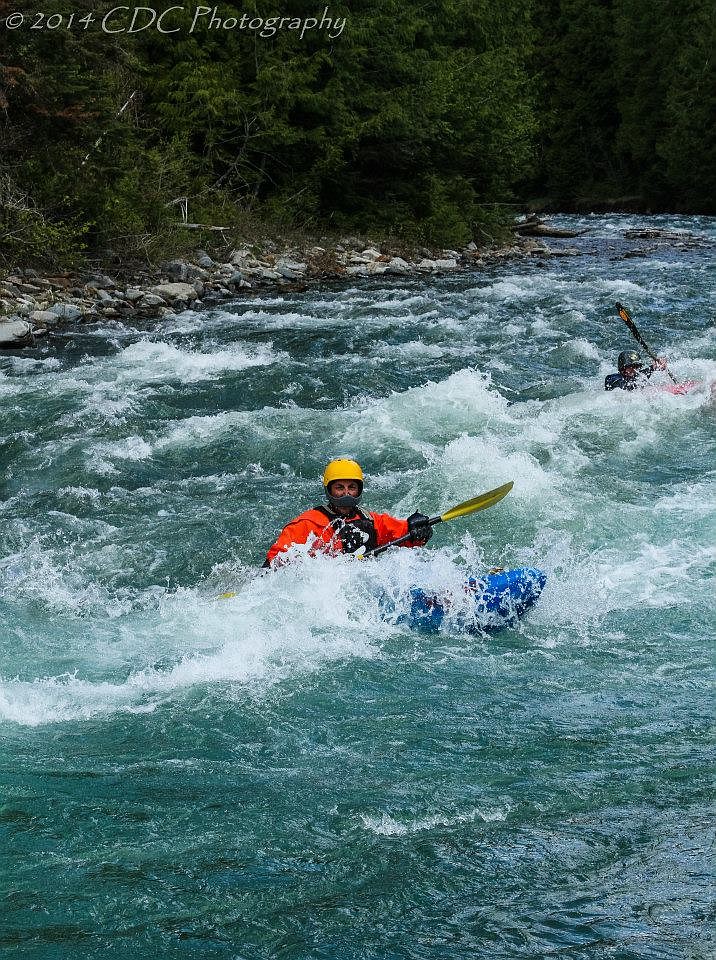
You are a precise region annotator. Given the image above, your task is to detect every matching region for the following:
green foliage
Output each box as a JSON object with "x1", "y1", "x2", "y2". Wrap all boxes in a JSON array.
[
  {"x1": 2, "y1": 0, "x2": 710, "y2": 267},
  {"x1": 532, "y1": 0, "x2": 715, "y2": 210},
  {"x1": 659, "y1": 4, "x2": 716, "y2": 212},
  {"x1": 1, "y1": 0, "x2": 539, "y2": 264},
  {"x1": 532, "y1": 0, "x2": 622, "y2": 201},
  {"x1": 0, "y1": 204, "x2": 90, "y2": 268}
]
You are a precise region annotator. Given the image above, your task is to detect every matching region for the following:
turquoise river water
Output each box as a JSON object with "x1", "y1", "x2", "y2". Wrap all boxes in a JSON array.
[{"x1": 1, "y1": 215, "x2": 715, "y2": 958}]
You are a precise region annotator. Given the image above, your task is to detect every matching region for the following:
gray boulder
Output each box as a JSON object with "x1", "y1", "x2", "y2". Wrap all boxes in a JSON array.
[
  {"x1": 0, "y1": 319, "x2": 34, "y2": 348},
  {"x1": 160, "y1": 260, "x2": 208, "y2": 282},
  {"x1": 275, "y1": 260, "x2": 308, "y2": 280},
  {"x1": 386, "y1": 257, "x2": 411, "y2": 274},
  {"x1": 30, "y1": 310, "x2": 61, "y2": 326},
  {"x1": 149, "y1": 282, "x2": 198, "y2": 303},
  {"x1": 362, "y1": 261, "x2": 388, "y2": 274},
  {"x1": 49, "y1": 303, "x2": 83, "y2": 321},
  {"x1": 139, "y1": 293, "x2": 167, "y2": 308},
  {"x1": 258, "y1": 268, "x2": 283, "y2": 282},
  {"x1": 88, "y1": 273, "x2": 117, "y2": 289}
]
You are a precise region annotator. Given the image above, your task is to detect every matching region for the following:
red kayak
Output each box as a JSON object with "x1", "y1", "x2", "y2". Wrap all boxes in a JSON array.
[{"x1": 650, "y1": 380, "x2": 701, "y2": 395}]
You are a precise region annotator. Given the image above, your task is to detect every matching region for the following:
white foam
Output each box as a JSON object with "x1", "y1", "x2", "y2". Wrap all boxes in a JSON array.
[
  {"x1": 0, "y1": 370, "x2": 20, "y2": 398},
  {"x1": 343, "y1": 369, "x2": 510, "y2": 450},
  {"x1": 360, "y1": 806, "x2": 508, "y2": 837},
  {"x1": 0, "y1": 540, "x2": 547, "y2": 727},
  {"x1": 0, "y1": 552, "x2": 383, "y2": 725},
  {"x1": 0, "y1": 541, "x2": 119, "y2": 614},
  {"x1": 567, "y1": 338, "x2": 602, "y2": 360},
  {"x1": 376, "y1": 340, "x2": 475, "y2": 360},
  {"x1": 57, "y1": 486, "x2": 103, "y2": 505},
  {"x1": 653, "y1": 481, "x2": 716, "y2": 516},
  {"x1": 153, "y1": 406, "x2": 327, "y2": 454},
  {"x1": 9, "y1": 356, "x2": 63, "y2": 373},
  {"x1": 110, "y1": 339, "x2": 284, "y2": 383},
  {"x1": 465, "y1": 273, "x2": 653, "y2": 304},
  {"x1": 529, "y1": 536, "x2": 715, "y2": 629},
  {"x1": 439, "y1": 434, "x2": 553, "y2": 500},
  {"x1": 466, "y1": 278, "x2": 544, "y2": 301},
  {"x1": 213, "y1": 308, "x2": 343, "y2": 331},
  {"x1": 95, "y1": 435, "x2": 152, "y2": 462},
  {"x1": 13, "y1": 338, "x2": 286, "y2": 434}
]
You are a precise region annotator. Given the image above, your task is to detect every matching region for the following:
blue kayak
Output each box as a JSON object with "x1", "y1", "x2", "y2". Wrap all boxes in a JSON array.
[{"x1": 385, "y1": 567, "x2": 546, "y2": 633}]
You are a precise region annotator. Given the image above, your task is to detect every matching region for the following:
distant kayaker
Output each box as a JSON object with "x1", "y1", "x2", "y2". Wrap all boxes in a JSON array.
[
  {"x1": 604, "y1": 350, "x2": 667, "y2": 391},
  {"x1": 263, "y1": 458, "x2": 432, "y2": 567}
]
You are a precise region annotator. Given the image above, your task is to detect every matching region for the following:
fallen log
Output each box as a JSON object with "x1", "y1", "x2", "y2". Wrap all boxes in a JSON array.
[
  {"x1": 513, "y1": 216, "x2": 586, "y2": 238},
  {"x1": 171, "y1": 222, "x2": 230, "y2": 232}
]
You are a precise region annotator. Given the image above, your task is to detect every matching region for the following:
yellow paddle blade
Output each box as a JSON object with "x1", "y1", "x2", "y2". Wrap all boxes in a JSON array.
[
  {"x1": 216, "y1": 591, "x2": 237, "y2": 600},
  {"x1": 439, "y1": 481, "x2": 514, "y2": 523}
]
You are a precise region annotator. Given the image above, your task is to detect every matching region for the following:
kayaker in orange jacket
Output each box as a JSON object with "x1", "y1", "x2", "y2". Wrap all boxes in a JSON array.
[{"x1": 263, "y1": 458, "x2": 432, "y2": 567}]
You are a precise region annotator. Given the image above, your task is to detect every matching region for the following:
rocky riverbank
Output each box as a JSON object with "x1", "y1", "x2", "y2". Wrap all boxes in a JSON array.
[{"x1": 0, "y1": 226, "x2": 577, "y2": 349}]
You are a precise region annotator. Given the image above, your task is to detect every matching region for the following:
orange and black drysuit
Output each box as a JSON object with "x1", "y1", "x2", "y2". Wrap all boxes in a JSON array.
[{"x1": 264, "y1": 505, "x2": 419, "y2": 567}]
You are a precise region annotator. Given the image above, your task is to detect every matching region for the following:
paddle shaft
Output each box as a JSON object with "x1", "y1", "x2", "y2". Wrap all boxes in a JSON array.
[
  {"x1": 369, "y1": 515, "x2": 444, "y2": 557},
  {"x1": 615, "y1": 302, "x2": 678, "y2": 384}
]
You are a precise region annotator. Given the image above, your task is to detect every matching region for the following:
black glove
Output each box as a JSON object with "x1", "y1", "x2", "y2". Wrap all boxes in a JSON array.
[
  {"x1": 338, "y1": 522, "x2": 370, "y2": 555},
  {"x1": 407, "y1": 511, "x2": 433, "y2": 545}
]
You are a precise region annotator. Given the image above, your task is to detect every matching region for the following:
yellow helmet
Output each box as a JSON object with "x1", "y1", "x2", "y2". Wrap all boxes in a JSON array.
[{"x1": 322, "y1": 458, "x2": 364, "y2": 489}]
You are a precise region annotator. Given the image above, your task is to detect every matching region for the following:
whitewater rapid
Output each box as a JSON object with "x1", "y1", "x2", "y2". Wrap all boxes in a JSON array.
[{"x1": 1, "y1": 214, "x2": 713, "y2": 960}]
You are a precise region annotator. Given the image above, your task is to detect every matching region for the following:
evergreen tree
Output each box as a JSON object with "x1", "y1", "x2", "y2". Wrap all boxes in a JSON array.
[
  {"x1": 532, "y1": 0, "x2": 623, "y2": 204},
  {"x1": 659, "y1": 2, "x2": 716, "y2": 211},
  {"x1": 5, "y1": 0, "x2": 710, "y2": 266},
  {"x1": 531, "y1": 0, "x2": 714, "y2": 210}
]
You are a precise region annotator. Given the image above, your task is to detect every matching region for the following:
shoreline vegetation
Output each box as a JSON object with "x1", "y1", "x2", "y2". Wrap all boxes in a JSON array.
[
  {"x1": 2, "y1": 2, "x2": 713, "y2": 267},
  {"x1": 1, "y1": 0, "x2": 713, "y2": 347}
]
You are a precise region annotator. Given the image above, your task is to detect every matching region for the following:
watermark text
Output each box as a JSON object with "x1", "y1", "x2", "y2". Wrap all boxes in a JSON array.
[{"x1": 3, "y1": 6, "x2": 348, "y2": 38}]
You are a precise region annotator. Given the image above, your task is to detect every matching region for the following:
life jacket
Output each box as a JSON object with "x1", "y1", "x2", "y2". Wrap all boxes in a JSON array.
[
  {"x1": 605, "y1": 368, "x2": 654, "y2": 391},
  {"x1": 313, "y1": 505, "x2": 378, "y2": 554},
  {"x1": 605, "y1": 372, "x2": 635, "y2": 391}
]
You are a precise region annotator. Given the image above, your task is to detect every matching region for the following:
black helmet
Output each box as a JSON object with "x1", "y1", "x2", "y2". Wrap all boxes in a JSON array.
[{"x1": 618, "y1": 350, "x2": 643, "y2": 374}]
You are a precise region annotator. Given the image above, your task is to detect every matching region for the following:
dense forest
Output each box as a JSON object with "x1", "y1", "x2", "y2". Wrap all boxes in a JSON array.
[{"x1": 1, "y1": 0, "x2": 714, "y2": 265}]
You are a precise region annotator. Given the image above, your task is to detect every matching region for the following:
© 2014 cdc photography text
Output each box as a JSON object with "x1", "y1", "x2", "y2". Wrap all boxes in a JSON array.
[{"x1": 2, "y1": 5, "x2": 348, "y2": 37}]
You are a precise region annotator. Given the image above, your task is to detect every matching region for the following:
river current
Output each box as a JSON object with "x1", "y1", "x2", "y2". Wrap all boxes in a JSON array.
[{"x1": 1, "y1": 215, "x2": 714, "y2": 958}]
